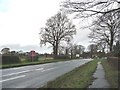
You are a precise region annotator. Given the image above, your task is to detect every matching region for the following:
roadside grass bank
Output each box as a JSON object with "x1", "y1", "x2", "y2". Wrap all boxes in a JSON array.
[
  {"x1": 1, "y1": 58, "x2": 76, "y2": 69},
  {"x1": 41, "y1": 60, "x2": 98, "y2": 88},
  {"x1": 101, "y1": 59, "x2": 119, "y2": 88}
]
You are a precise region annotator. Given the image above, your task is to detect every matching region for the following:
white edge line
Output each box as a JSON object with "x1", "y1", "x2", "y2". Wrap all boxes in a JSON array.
[
  {"x1": 0, "y1": 75, "x2": 26, "y2": 83},
  {"x1": 2, "y1": 70, "x2": 30, "y2": 77}
]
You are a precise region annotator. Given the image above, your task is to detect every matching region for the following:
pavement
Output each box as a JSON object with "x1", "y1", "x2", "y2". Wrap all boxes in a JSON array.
[
  {"x1": 89, "y1": 61, "x2": 110, "y2": 88},
  {"x1": 0, "y1": 59, "x2": 92, "y2": 89}
]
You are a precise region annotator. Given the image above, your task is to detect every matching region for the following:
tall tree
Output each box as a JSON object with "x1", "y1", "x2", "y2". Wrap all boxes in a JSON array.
[
  {"x1": 97, "y1": 41, "x2": 106, "y2": 53},
  {"x1": 78, "y1": 45, "x2": 85, "y2": 57},
  {"x1": 39, "y1": 12, "x2": 76, "y2": 58},
  {"x1": 73, "y1": 44, "x2": 85, "y2": 57},
  {"x1": 89, "y1": 12, "x2": 120, "y2": 52},
  {"x1": 62, "y1": 0, "x2": 120, "y2": 52},
  {"x1": 88, "y1": 44, "x2": 98, "y2": 58},
  {"x1": 62, "y1": 0, "x2": 120, "y2": 18}
]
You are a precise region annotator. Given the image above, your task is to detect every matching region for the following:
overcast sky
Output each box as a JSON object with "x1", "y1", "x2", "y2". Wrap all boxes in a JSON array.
[{"x1": 0, "y1": 0, "x2": 91, "y2": 53}]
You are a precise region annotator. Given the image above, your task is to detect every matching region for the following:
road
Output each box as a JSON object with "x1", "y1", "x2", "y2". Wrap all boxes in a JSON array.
[{"x1": 1, "y1": 59, "x2": 92, "y2": 89}]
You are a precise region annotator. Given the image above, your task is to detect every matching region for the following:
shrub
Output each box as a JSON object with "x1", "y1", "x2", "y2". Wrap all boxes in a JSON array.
[
  {"x1": 56, "y1": 55, "x2": 70, "y2": 59},
  {"x1": 107, "y1": 57, "x2": 120, "y2": 70}
]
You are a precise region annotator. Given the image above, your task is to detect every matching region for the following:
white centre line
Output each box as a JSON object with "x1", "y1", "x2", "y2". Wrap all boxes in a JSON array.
[
  {"x1": 36, "y1": 68, "x2": 44, "y2": 71},
  {"x1": 0, "y1": 75, "x2": 26, "y2": 83},
  {"x1": 41, "y1": 68, "x2": 55, "y2": 72},
  {"x1": 2, "y1": 70, "x2": 31, "y2": 77}
]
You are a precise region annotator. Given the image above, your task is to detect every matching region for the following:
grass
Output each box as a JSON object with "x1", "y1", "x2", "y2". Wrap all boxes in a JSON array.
[
  {"x1": 1, "y1": 58, "x2": 73, "y2": 69},
  {"x1": 41, "y1": 59, "x2": 98, "y2": 88},
  {"x1": 101, "y1": 59, "x2": 119, "y2": 88}
]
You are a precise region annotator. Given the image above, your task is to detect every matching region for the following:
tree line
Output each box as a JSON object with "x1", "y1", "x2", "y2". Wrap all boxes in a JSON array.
[
  {"x1": 39, "y1": 0, "x2": 120, "y2": 59},
  {"x1": 61, "y1": 0, "x2": 120, "y2": 56}
]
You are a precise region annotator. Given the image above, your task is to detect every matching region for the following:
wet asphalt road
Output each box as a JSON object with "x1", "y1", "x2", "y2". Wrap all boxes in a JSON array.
[{"x1": 1, "y1": 59, "x2": 92, "y2": 89}]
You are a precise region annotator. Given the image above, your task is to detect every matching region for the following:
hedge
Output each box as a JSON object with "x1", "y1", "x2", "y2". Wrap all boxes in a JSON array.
[
  {"x1": 2, "y1": 55, "x2": 21, "y2": 65},
  {"x1": 107, "y1": 57, "x2": 120, "y2": 70}
]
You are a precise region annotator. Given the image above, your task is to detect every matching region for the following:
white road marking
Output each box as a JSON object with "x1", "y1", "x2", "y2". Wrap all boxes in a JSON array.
[
  {"x1": 0, "y1": 75, "x2": 26, "y2": 83},
  {"x1": 2, "y1": 70, "x2": 30, "y2": 77},
  {"x1": 12, "y1": 67, "x2": 26, "y2": 69},
  {"x1": 35, "y1": 68, "x2": 44, "y2": 71},
  {"x1": 2, "y1": 67, "x2": 44, "y2": 77},
  {"x1": 41, "y1": 68, "x2": 55, "y2": 72}
]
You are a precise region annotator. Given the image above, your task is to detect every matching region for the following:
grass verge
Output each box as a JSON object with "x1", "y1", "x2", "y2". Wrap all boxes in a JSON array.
[
  {"x1": 101, "y1": 59, "x2": 119, "y2": 88},
  {"x1": 1, "y1": 58, "x2": 74, "y2": 69},
  {"x1": 41, "y1": 60, "x2": 98, "y2": 88}
]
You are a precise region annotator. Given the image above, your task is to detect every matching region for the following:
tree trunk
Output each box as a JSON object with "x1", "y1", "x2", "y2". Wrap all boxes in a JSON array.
[
  {"x1": 90, "y1": 51, "x2": 93, "y2": 58},
  {"x1": 70, "y1": 49, "x2": 73, "y2": 59},
  {"x1": 53, "y1": 42, "x2": 58, "y2": 59},
  {"x1": 110, "y1": 31, "x2": 114, "y2": 52},
  {"x1": 65, "y1": 48, "x2": 68, "y2": 56},
  {"x1": 110, "y1": 40, "x2": 113, "y2": 52}
]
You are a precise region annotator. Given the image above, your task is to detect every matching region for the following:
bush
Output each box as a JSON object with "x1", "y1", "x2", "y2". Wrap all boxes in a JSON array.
[
  {"x1": 2, "y1": 55, "x2": 21, "y2": 65},
  {"x1": 107, "y1": 57, "x2": 120, "y2": 70},
  {"x1": 19, "y1": 55, "x2": 31, "y2": 62},
  {"x1": 56, "y1": 55, "x2": 70, "y2": 59}
]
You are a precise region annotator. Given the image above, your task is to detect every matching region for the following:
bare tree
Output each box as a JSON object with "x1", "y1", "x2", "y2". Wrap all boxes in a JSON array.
[
  {"x1": 62, "y1": 0, "x2": 120, "y2": 52},
  {"x1": 78, "y1": 45, "x2": 85, "y2": 56},
  {"x1": 39, "y1": 12, "x2": 76, "y2": 58},
  {"x1": 65, "y1": 43, "x2": 85, "y2": 58},
  {"x1": 89, "y1": 12, "x2": 120, "y2": 52},
  {"x1": 72, "y1": 44, "x2": 85, "y2": 57},
  {"x1": 88, "y1": 44, "x2": 98, "y2": 58},
  {"x1": 61, "y1": 0, "x2": 120, "y2": 18},
  {"x1": 97, "y1": 41, "x2": 106, "y2": 53}
]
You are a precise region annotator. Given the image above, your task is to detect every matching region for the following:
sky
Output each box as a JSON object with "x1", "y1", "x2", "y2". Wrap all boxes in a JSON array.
[{"x1": 0, "y1": 0, "x2": 91, "y2": 53}]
